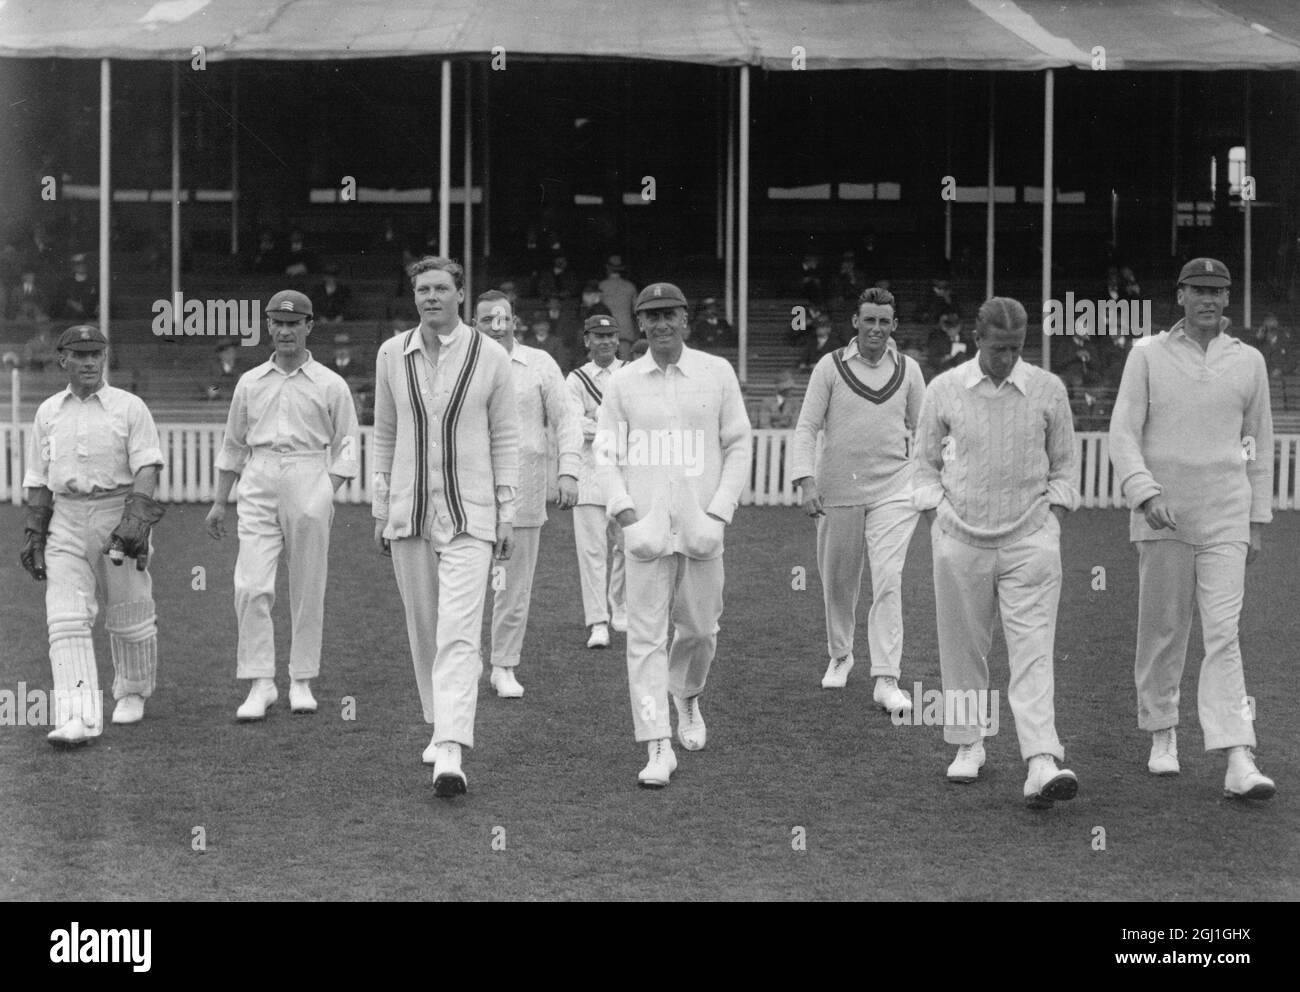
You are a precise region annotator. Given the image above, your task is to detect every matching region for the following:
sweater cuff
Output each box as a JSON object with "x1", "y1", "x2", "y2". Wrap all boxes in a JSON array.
[
  {"x1": 606, "y1": 494, "x2": 635, "y2": 520},
  {"x1": 1046, "y1": 480, "x2": 1081, "y2": 512},
  {"x1": 1122, "y1": 475, "x2": 1162, "y2": 512}
]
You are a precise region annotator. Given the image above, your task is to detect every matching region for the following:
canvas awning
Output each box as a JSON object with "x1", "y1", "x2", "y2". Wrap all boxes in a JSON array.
[{"x1": 3, "y1": 0, "x2": 1300, "y2": 70}]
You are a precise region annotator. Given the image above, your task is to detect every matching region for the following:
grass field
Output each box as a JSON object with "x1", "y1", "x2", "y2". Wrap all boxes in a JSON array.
[{"x1": 1, "y1": 504, "x2": 1296, "y2": 902}]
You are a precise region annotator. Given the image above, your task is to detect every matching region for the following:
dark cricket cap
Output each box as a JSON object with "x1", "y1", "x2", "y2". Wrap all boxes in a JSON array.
[
  {"x1": 57, "y1": 324, "x2": 108, "y2": 352},
  {"x1": 634, "y1": 282, "x2": 688, "y2": 312},
  {"x1": 1177, "y1": 257, "x2": 1231, "y2": 288},
  {"x1": 584, "y1": 314, "x2": 620, "y2": 334},
  {"x1": 266, "y1": 289, "x2": 313, "y2": 320}
]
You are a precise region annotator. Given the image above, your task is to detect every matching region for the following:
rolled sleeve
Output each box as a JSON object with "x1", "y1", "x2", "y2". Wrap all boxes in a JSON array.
[
  {"x1": 125, "y1": 399, "x2": 165, "y2": 476},
  {"x1": 705, "y1": 365, "x2": 752, "y2": 523},
  {"x1": 596, "y1": 377, "x2": 633, "y2": 520},
  {"x1": 21, "y1": 413, "x2": 50, "y2": 490}
]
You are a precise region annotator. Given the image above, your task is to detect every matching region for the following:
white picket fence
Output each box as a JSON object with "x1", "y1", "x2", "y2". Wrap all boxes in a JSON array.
[{"x1": 3, "y1": 423, "x2": 1298, "y2": 509}]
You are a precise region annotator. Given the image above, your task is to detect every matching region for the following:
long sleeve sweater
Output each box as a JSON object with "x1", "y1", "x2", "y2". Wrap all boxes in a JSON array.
[
  {"x1": 791, "y1": 339, "x2": 925, "y2": 506},
  {"x1": 1107, "y1": 320, "x2": 1274, "y2": 544},
  {"x1": 912, "y1": 357, "x2": 1080, "y2": 548}
]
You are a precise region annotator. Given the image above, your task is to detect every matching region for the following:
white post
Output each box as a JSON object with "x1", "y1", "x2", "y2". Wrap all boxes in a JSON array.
[
  {"x1": 439, "y1": 60, "x2": 452, "y2": 258},
  {"x1": 482, "y1": 64, "x2": 491, "y2": 259},
  {"x1": 230, "y1": 63, "x2": 239, "y2": 257},
  {"x1": 100, "y1": 59, "x2": 111, "y2": 374},
  {"x1": 1243, "y1": 73, "x2": 1252, "y2": 330},
  {"x1": 724, "y1": 71, "x2": 736, "y2": 326},
  {"x1": 944, "y1": 72, "x2": 952, "y2": 263},
  {"x1": 738, "y1": 65, "x2": 750, "y2": 385},
  {"x1": 716, "y1": 70, "x2": 725, "y2": 261},
  {"x1": 10, "y1": 369, "x2": 19, "y2": 505},
  {"x1": 463, "y1": 62, "x2": 473, "y2": 320},
  {"x1": 171, "y1": 62, "x2": 181, "y2": 306},
  {"x1": 1041, "y1": 69, "x2": 1054, "y2": 371},
  {"x1": 986, "y1": 75, "x2": 995, "y2": 301}
]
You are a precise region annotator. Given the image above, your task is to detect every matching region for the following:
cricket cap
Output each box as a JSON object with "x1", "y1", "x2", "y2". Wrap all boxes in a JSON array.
[
  {"x1": 1177, "y1": 258, "x2": 1231, "y2": 288},
  {"x1": 266, "y1": 289, "x2": 313, "y2": 320},
  {"x1": 634, "y1": 282, "x2": 688, "y2": 313},
  {"x1": 57, "y1": 324, "x2": 108, "y2": 352},
  {"x1": 583, "y1": 314, "x2": 620, "y2": 335}
]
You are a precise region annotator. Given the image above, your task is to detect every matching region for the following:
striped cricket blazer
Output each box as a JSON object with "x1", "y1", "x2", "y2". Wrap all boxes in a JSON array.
[{"x1": 371, "y1": 321, "x2": 520, "y2": 543}]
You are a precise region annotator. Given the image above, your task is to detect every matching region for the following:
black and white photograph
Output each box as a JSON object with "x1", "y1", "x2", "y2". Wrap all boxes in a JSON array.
[{"x1": 0, "y1": 0, "x2": 1296, "y2": 944}]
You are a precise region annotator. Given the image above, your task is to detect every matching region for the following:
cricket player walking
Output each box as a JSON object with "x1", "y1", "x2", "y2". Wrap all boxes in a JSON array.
[
  {"x1": 567, "y1": 313, "x2": 627, "y2": 648},
  {"x1": 206, "y1": 290, "x2": 360, "y2": 721},
  {"x1": 473, "y1": 289, "x2": 582, "y2": 697},
  {"x1": 20, "y1": 324, "x2": 165, "y2": 745},
  {"x1": 1108, "y1": 258, "x2": 1276, "y2": 800}
]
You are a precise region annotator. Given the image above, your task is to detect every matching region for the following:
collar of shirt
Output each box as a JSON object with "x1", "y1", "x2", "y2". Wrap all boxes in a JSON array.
[
  {"x1": 254, "y1": 351, "x2": 320, "y2": 381},
  {"x1": 842, "y1": 336, "x2": 898, "y2": 369},
  {"x1": 404, "y1": 320, "x2": 468, "y2": 359},
  {"x1": 960, "y1": 354, "x2": 1029, "y2": 394},
  {"x1": 508, "y1": 341, "x2": 532, "y2": 366},
  {"x1": 1167, "y1": 317, "x2": 1238, "y2": 358},
  {"x1": 59, "y1": 382, "x2": 109, "y2": 405},
  {"x1": 588, "y1": 358, "x2": 623, "y2": 378},
  {"x1": 633, "y1": 343, "x2": 706, "y2": 377}
]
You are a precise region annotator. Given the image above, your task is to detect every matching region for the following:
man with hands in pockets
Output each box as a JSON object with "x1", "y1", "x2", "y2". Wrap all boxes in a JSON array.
[{"x1": 595, "y1": 282, "x2": 751, "y2": 788}]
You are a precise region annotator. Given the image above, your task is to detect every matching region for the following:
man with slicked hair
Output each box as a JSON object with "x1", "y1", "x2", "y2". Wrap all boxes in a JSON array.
[{"x1": 913, "y1": 297, "x2": 1081, "y2": 808}]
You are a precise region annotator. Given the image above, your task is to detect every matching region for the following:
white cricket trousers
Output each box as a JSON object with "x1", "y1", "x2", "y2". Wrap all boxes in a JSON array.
[
  {"x1": 573, "y1": 503, "x2": 626, "y2": 626},
  {"x1": 234, "y1": 450, "x2": 334, "y2": 681},
  {"x1": 489, "y1": 524, "x2": 540, "y2": 668},
  {"x1": 932, "y1": 515, "x2": 1065, "y2": 762},
  {"x1": 1134, "y1": 540, "x2": 1255, "y2": 751},
  {"x1": 624, "y1": 553, "x2": 724, "y2": 742},
  {"x1": 391, "y1": 525, "x2": 493, "y2": 748},
  {"x1": 815, "y1": 496, "x2": 918, "y2": 676},
  {"x1": 44, "y1": 491, "x2": 159, "y2": 734}
]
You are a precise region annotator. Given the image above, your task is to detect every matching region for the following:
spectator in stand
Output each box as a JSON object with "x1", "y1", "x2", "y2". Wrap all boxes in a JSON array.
[
  {"x1": 800, "y1": 314, "x2": 841, "y2": 370},
  {"x1": 526, "y1": 318, "x2": 570, "y2": 371},
  {"x1": 928, "y1": 278, "x2": 958, "y2": 325},
  {"x1": 543, "y1": 293, "x2": 582, "y2": 354},
  {"x1": 834, "y1": 252, "x2": 865, "y2": 312},
  {"x1": 205, "y1": 341, "x2": 242, "y2": 401},
  {"x1": 23, "y1": 324, "x2": 58, "y2": 372},
  {"x1": 579, "y1": 281, "x2": 612, "y2": 325},
  {"x1": 54, "y1": 253, "x2": 98, "y2": 321},
  {"x1": 799, "y1": 253, "x2": 826, "y2": 310},
  {"x1": 8, "y1": 267, "x2": 51, "y2": 323},
  {"x1": 311, "y1": 263, "x2": 352, "y2": 324},
  {"x1": 1255, "y1": 314, "x2": 1296, "y2": 377},
  {"x1": 758, "y1": 370, "x2": 802, "y2": 429},
  {"x1": 691, "y1": 298, "x2": 734, "y2": 351},
  {"x1": 1119, "y1": 266, "x2": 1142, "y2": 303},
  {"x1": 327, "y1": 333, "x2": 365, "y2": 383},
  {"x1": 599, "y1": 255, "x2": 638, "y2": 359},
  {"x1": 925, "y1": 308, "x2": 975, "y2": 379},
  {"x1": 284, "y1": 229, "x2": 319, "y2": 279},
  {"x1": 536, "y1": 254, "x2": 578, "y2": 300},
  {"x1": 250, "y1": 230, "x2": 285, "y2": 274}
]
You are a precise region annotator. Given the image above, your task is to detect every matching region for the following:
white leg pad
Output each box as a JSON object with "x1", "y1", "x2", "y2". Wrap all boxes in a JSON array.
[
  {"x1": 107, "y1": 600, "x2": 158, "y2": 698},
  {"x1": 48, "y1": 613, "x2": 103, "y2": 735}
]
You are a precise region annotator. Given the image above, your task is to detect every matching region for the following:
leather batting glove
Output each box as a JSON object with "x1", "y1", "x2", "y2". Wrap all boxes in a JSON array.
[
  {"x1": 103, "y1": 493, "x2": 166, "y2": 571},
  {"x1": 20, "y1": 500, "x2": 54, "y2": 582}
]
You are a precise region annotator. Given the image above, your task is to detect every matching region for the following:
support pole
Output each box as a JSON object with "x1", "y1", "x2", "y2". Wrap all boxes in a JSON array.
[
  {"x1": 1244, "y1": 73, "x2": 1252, "y2": 330},
  {"x1": 463, "y1": 62, "x2": 473, "y2": 320},
  {"x1": 439, "y1": 59, "x2": 451, "y2": 258},
  {"x1": 171, "y1": 62, "x2": 181, "y2": 305},
  {"x1": 986, "y1": 75, "x2": 996, "y2": 300},
  {"x1": 724, "y1": 71, "x2": 736, "y2": 326},
  {"x1": 738, "y1": 65, "x2": 750, "y2": 385},
  {"x1": 99, "y1": 59, "x2": 111, "y2": 363},
  {"x1": 1041, "y1": 69, "x2": 1054, "y2": 371},
  {"x1": 230, "y1": 63, "x2": 239, "y2": 257}
]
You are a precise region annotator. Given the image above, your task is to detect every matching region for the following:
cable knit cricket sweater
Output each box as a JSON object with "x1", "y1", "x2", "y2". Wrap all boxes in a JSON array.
[
  {"x1": 1107, "y1": 320, "x2": 1274, "y2": 545},
  {"x1": 912, "y1": 358, "x2": 1080, "y2": 548}
]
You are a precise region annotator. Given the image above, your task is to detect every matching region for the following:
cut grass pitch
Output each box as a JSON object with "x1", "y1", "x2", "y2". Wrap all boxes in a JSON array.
[{"x1": 0, "y1": 505, "x2": 1296, "y2": 901}]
